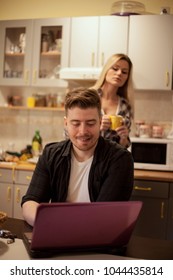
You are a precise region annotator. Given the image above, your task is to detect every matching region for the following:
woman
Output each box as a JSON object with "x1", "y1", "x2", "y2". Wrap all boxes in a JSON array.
[{"x1": 92, "y1": 53, "x2": 133, "y2": 148}]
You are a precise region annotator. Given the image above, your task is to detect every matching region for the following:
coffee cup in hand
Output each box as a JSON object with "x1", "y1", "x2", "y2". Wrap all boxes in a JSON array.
[{"x1": 110, "y1": 115, "x2": 123, "y2": 130}]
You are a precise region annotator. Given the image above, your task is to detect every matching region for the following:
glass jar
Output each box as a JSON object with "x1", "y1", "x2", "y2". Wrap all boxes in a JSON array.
[{"x1": 139, "y1": 124, "x2": 151, "y2": 138}]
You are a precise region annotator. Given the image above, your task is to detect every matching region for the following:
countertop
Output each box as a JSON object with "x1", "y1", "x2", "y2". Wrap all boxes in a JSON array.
[{"x1": 0, "y1": 162, "x2": 173, "y2": 182}]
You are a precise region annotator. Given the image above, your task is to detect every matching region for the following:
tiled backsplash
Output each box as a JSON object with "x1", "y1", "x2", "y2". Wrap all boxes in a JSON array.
[{"x1": 0, "y1": 87, "x2": 173, "y2": 153}]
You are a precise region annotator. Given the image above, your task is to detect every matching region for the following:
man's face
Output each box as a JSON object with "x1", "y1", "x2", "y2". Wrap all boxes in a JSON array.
[{"x1": 64, "y1": 107, "x2": 101, "y2": 152}]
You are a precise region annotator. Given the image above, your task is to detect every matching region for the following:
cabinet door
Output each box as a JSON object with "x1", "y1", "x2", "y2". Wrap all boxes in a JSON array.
[
  {"x1": 128, "y1": 15, "x2": 173, "y2": 90},
  {"x1": 70, "y1": 16, "x2": 99, "y2": 68},
  {"x1": 98, "y1": 16, "x2": 128, "y2": 67},
  {"x1": 0, "y1": 19, "x2": 33, "y2": 86},
  {"x1": 0, "y1": 182, "x2": 13, "y2": 217},
  {"x1": 31, "y1": 18, "x2": 70, "y2": 87},
  {"x1": 13, "y1": 184, "x2": 28, "y2": 219},
  {"x1": 167, "y1": 183, "x2": 173, "y2": 240},
  {"x1": 131, "y1": 180, "x2": 169, "y2": 239},
  {"x1": 69, "y1": 16, "x2": 129, "y2": 69}
]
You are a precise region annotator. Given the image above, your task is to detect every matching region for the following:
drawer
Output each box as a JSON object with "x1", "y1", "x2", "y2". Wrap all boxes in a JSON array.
[
  {"x1": 0, "y1": 168, "x2": 13, "y2": 183},
  {"x1": 14, "y1": 170, "x2": 33, "y2": 185},
  {"x1": 133, "y1": 180, "x2": 169, "y2": 199}
]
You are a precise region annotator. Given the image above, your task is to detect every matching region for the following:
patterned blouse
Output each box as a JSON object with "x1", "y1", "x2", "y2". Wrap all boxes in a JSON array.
[{"x1": 98, "y1": 89, "x2": 133, "y2": 145}]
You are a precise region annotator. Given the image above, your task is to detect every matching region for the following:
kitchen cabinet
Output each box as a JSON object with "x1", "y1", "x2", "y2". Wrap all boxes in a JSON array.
[
  {"x1": 0, "y1": 168, "x2": 33, "y2": 219},
  {"x1": 167, "y1": 183, "x2": 173, "y2": 240},
  {"x1": 0, "y1": 20, "x2": 33, "y2": 86},
  {"x1": 69, "y1": 16, "x2": 129, "y2": 69},
  {"x1": 31, "y1": 18, "x2": 70, "y2": 87},
  {"x1": 131, "y1": 179, "x2": 169, "y2": 239},
  {"x1": 0, "y1": 18, "x2": 70, "y2": 87},
  {"x1": 0, "y1": 169, "x2": 13, "y2": 217},
  {"x1": 128, "y1": 15, "x2": 173, "y2": 90}
]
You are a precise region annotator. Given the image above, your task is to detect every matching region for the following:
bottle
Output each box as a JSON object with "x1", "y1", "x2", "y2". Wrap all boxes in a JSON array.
[{"x1": 32, "y1": 130, "x2": 42, "y2": 157}]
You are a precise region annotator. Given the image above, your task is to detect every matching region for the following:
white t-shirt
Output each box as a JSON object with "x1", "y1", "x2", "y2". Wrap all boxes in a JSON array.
[{"x1": 66, "y1": 152, "x2": 93, "y2": 202}]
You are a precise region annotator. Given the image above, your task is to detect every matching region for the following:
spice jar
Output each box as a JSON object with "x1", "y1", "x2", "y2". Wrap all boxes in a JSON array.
[
  {"x1": 152, "y1": 125, "x2": 164, "y2": 138},
  {"x1": 134, "y1": 120, "x2": 145, "y2": 137},
  {"x1": 139, "y1": 124, "x2": 151, "y2": 138}
]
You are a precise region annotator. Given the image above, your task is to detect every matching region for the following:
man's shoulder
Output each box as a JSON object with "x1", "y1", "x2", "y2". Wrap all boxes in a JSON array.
[
  {"x1": 43, "y1": 140, "x2": 71, "y2": 156},
  {"x1": 97, "y1": 137, "x2": 132, "y2": 158}
]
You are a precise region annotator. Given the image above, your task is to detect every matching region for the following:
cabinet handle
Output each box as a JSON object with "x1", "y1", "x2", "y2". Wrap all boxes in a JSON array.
[
  {"x1": 165, "y1": 71, "x2": 170, "y2": 87},
  {"x1": 26, "y1": 175, "x2": 31, "y2": 181},
  {"x1": 101, "y1": 52, "x2": 105, "y2": 66},
  {"x1": 134, "y1": 186, "x2": 152, "y2": 191},
  {"x1": 12, "y1": 166, "x2": 15, "y2": 183},
  {"x1": 0, "y1": 172, "x2": 2, "y2": 177},
  {"x1": 161, "y1": 201, "x2": 164, "y2": 219},
  {"x1": 32, "y1": 69, "x2": 37, "y2": 84},
  {"x1": 24, "y1": 70, "x2": 29, "y2": 85},
  {"x1": 16, "y1": 187, "x2": 20, "y2": 203},
  {"x1": 7, "y1": 186, "x2": 11, "y2": 201},
  {"x1": 91, "y1": 53, "x2": 95, "y2": 67}
]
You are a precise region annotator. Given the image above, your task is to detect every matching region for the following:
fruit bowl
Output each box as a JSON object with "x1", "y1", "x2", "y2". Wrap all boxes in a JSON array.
[{"x1": 0, "y1": 211, "x2": 7, "y2": 224}]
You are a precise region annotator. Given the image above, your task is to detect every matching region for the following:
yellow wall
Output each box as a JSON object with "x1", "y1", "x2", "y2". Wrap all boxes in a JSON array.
[{"x1": 0, "y1": 0, "x2": 173, "y2": 20}]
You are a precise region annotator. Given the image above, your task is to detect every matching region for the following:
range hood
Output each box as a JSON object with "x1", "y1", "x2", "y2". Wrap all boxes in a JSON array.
[{"x1": 59, "y1": 67, "x2": 102, "y2": 81}]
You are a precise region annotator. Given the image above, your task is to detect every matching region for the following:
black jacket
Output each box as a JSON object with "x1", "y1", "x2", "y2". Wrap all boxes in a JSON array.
[{"x1": 21, "y1": 137, "x2": 134, "y2": 205}]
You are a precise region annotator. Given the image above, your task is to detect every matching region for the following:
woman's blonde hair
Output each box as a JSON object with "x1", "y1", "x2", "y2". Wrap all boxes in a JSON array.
[{"x1": 92, "y1": 53, "x2": 133, "y2": 102}]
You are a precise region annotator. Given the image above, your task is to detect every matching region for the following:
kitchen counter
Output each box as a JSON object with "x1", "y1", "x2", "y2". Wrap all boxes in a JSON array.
[
  {"x1": 0, "y1": 161, "x2": 35, "y2": 171},
  {"x1": 0, "y1": 162, "x2": 173, "y2": 182},
  {"x1": 134, "y1": 169, "x2": 173, "y2": 182}
]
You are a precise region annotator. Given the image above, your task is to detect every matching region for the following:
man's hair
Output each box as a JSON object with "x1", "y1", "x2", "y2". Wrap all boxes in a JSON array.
[{"x1": 64, "y1": 87, "x2": 101, "y2": 116}]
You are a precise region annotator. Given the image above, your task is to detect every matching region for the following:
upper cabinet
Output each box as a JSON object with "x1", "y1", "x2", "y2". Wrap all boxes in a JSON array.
[
  {"x1": 32, "y1": 18, "x2": 70, "y2": 87},
  {"x1": 128, "y1": 15, "x2": 173, "y2": 90},
  {"x1": 0, "y1": 18, "x2": 71, "y2": 87},
  {"x1": 0, "y1": 20, "x2": 33, "y2": 86},
  {"x1": 69, "y1": 16, "x2": 129, "y2": 68}
]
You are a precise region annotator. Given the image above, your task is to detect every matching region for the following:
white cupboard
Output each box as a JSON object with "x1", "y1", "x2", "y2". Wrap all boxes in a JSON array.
[
  {"x1": 69, "y1": 16, "x2": 129, "y2": 68},
  {"x1": 0, "y1": 18, "x2": 71, "y2": 87},
  {"x1": 0, "y1": 168, "x2": 33, "y2": 219},
  {"x1": 128, "y1": 15, "x2": 173, "y2": 90}
]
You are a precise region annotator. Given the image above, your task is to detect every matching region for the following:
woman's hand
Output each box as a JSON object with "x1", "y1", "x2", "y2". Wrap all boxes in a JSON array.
[
  {"x1": 116, "y1": 125, "x2": 130, "y2": 147},
  {"x1": 100, "y1": 115, "x2": 111, "y2": 131}
]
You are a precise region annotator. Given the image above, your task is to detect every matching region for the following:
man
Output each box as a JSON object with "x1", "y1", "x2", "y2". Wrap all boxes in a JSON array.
[{"x1": 21, "y1": 88, "x2": 134, "y2": 226}]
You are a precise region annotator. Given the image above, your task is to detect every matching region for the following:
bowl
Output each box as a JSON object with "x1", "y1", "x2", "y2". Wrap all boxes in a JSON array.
[
  {"x1": 111, "y1": 1, "x2": 145, "y2": 16},
  {"x1": 0, "y1": 211, "x2": 7, "y2": 224}
]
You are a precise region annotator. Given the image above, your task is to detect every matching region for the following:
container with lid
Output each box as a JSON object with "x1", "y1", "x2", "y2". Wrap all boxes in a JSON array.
[
  {"x1": 111, "y1": 1, "x2": 145, "y2": 16},
  {"x1": 139, "y1": 124, "x2": 151, "y2": 138},
  {"x1": 152, "y1": 125, "x2": 164, "y2": 138}
]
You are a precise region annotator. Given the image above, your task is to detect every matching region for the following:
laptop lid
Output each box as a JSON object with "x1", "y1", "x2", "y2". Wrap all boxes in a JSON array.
[{"x1": 23, "y1": 201, "x2": 142, "y2": 258}]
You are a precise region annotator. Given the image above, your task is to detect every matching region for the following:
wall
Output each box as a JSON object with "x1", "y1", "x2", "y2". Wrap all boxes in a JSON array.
[
  {"x1": 1, "y1": 0, "x2": 173, "y2": 19},
  {"x1": 0, "y1": 1, "x2": 173, "y2": 152}
]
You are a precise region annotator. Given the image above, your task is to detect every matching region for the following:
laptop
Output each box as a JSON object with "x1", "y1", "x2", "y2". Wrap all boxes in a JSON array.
[{"x1": 23, "y1": 201, "x2": 142, "y2": 258}]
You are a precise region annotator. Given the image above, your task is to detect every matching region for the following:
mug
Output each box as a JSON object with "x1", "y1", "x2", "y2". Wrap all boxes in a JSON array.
[
  {"x1": 110, "y1": 115, "x2": 123, "y2": 130},
  {"x1": 27, "y1": 97, "x2": 35, "y2": 108}
]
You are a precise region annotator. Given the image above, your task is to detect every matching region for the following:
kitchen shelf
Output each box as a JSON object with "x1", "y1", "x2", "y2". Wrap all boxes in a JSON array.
[
  {"x1": 40, "y1": 51, "x2": 61, "y2": 57},
  {"x1": 0, "y1": 105, "x2": 64, "y2": 111},
  {"x1": 5, "y1": 52, "x2": 24, "y2": 57}
]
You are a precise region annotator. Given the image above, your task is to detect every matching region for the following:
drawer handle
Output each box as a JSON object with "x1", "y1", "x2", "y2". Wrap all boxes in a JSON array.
[
  {"x1": 161, "y1": 201, "x2": 164, "y2": 219},
  {"x1": 0, "y1": 173, "x2": 2, "y2": 177},
  {"x1": 16, "y1": 187, "x2": 20, "y2": 203},
  {"x1": 134, "y1": 186, "x2": 152, "y2": 191},
  {"x1": 26, "y1": 176, "x2": 32, "y2": 181}
]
